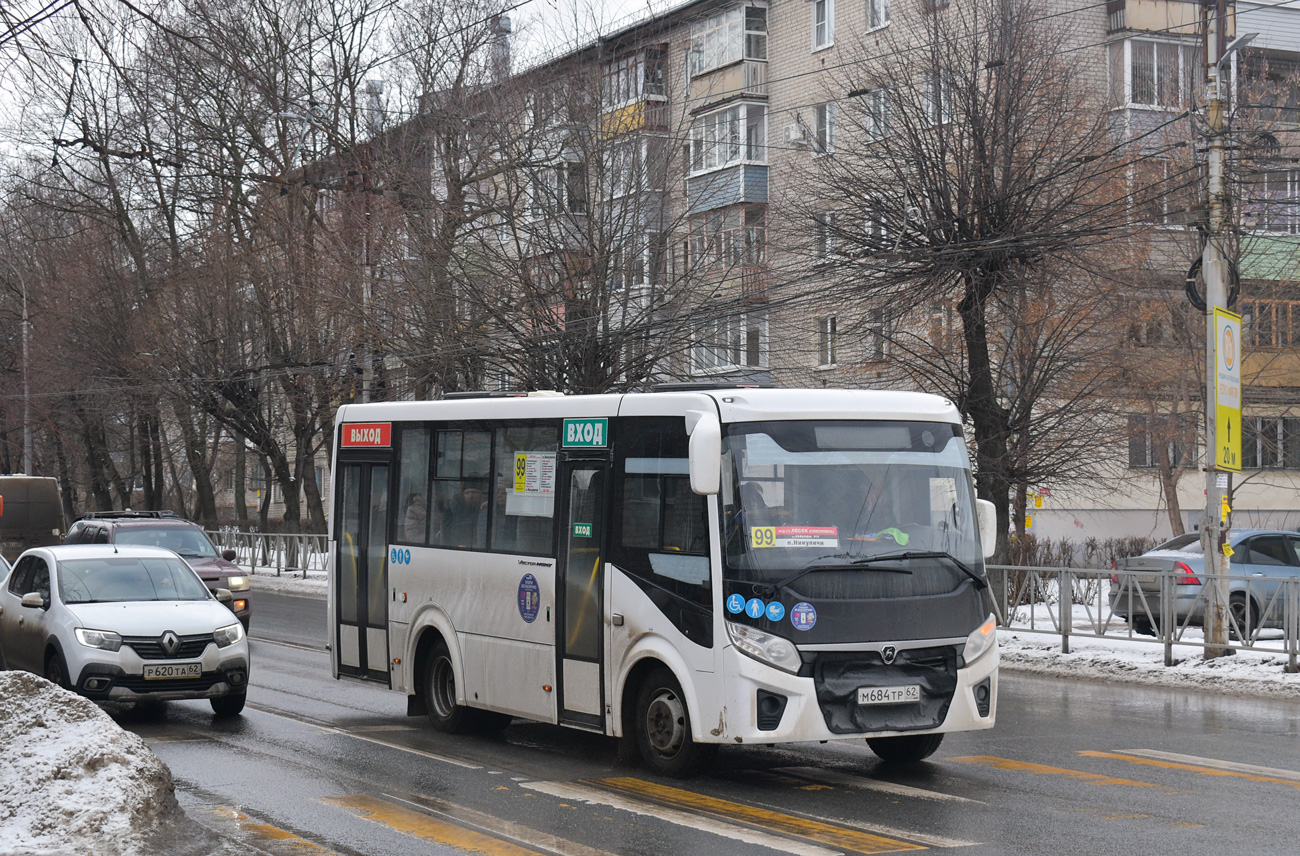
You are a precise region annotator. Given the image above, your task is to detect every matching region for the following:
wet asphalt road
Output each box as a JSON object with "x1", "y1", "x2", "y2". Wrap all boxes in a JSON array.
[{"x1": 114, "y1": 591, "x2": 1300, "y2": 856}]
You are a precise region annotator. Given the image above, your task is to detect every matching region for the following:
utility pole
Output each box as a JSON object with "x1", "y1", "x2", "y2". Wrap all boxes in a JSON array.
[
  {"x1": 2, "y1": 260, "x2": 33, "y2": 474},
  {"x1": 1200, "y1": 0, "x2": 1256, "y2": 657}
]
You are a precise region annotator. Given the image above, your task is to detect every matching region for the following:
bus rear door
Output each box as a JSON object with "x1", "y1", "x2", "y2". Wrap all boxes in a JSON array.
[{"x1": 335, "y1": 449, "x2": 392, "y2": 684}]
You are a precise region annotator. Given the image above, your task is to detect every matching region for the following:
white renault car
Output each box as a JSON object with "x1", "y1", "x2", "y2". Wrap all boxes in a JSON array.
[{"x1": 0, "y1": 544, "x2": 250, "y2": 715}]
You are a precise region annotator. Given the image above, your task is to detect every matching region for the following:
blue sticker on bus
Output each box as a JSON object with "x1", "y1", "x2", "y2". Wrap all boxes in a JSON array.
[
  {"x1": 790, "y1": 602, "x2": 817, "y2": 631},
  {"x1": 766, "y1": 601, "x2": 786, "y2": 622},
  {"x1": 726, "y1": 593, "x2": 746, "y2": 614},
  {"x1": 745, "y1": 598, "x2": 766, "y2": 619},
  {"x1": 518, "y1": 573, "x2": 540, "y2": 623}
]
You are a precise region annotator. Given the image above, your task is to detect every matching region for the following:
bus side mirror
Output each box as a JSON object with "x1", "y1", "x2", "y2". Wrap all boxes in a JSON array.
[
  {"x1": 975, "y1": 499, "x2": 997, "y2": 559},
  {"x1": 685, "y1": 410, "x2": 721, "y2": 496}
]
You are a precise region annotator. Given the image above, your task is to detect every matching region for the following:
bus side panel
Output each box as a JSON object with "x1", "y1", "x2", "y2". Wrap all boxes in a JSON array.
[
  {"x1": 390, "y1": 547, "x2": 557, "y2": 724},
  {"x1": 607, "y1": 566, "x2": 721, "y2": 741}
]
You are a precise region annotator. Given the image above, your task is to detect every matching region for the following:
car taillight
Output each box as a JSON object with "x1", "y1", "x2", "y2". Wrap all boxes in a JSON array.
[{"x1": 1174, "y1": 561, "x2": 1200, "y2": 585}]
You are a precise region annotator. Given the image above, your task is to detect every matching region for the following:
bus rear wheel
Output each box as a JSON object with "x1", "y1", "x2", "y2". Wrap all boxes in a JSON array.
[
  {"x1": 867, "y1": 733, "x2": 944, "y2": 764},
  {"x1": 423, "y1": 640, "x2": 470, "y2": 733},
  {"x1": 634, "y1": 667, "x2": 716, "y2": 778}
]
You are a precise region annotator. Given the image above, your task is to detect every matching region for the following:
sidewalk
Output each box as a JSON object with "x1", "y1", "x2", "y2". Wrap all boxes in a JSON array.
[{"x1": 244, "y1": 566, "x2": 1300, "y2": 700}]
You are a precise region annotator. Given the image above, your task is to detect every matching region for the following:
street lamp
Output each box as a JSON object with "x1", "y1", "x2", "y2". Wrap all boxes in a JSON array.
[{"x1": 1200, "y1": 19, "x2": 1258, "y2": 657}]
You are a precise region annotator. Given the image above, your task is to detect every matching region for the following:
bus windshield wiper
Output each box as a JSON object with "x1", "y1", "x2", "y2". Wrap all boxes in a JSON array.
[
  {"x1": 851, "y1": 551, "x2": 988, "y2": 589},
  {"x1": 764, "y1": 554, "x2": 913, "y2": 597}
]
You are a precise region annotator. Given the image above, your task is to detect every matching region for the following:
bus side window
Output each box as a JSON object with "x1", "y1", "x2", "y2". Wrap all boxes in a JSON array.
[
  {"x1": 492, "y1": 425, "x2": 558, "y2": 556},
  {"x1": 431, "y1": 429, "x2": 492, "y2": 550},
  {"x1": 396, "y1": 427, "x2": 432, "y2": 545}
]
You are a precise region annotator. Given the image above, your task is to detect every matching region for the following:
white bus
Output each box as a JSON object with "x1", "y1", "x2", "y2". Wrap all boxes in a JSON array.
[{"x1": 327, "y1": 387, "x2": 999, "y2": 776}]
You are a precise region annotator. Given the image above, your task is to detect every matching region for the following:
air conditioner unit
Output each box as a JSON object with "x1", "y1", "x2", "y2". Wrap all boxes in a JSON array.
[{"x1": 783, "y1": 124, "x2": 809, "y2": 147}]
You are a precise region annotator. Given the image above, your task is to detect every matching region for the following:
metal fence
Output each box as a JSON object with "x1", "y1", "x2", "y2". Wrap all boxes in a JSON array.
[
  {"x1": 206, "y1": 529, "x2": 328, "y2": 578},
  {"x1": 991, "y1": 564, "x2": 1300, "y2": 673}
]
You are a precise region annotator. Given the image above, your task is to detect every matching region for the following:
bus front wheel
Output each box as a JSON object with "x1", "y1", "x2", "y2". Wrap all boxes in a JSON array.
[
  {"x1": 634, "y1": 667, "x2": 716, "y2": 778},
  {"x1": 423, "y1": 640, "x2": 470, "y2": 734},
  {"x1": 866, "y1": 733, "x2": 944, "y2": 764}
]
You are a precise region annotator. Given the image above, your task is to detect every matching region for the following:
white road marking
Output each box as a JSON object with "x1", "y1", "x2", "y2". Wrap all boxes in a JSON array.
[
  {"x1": 520, "y1": 781, "x2": 840, "y2": 856},
  {"x1": 776, "y1": 767, "x2": 982, "y2": 804},
  {"x1": 1116, "y1": 749, "x2": 1300, "y2": 782},
  {"x1": 384, "y1": 792, "x2": 611, "y2": 856},
  {"x1": 322, "y1": 726, "x2": 482, "y2": 769}
]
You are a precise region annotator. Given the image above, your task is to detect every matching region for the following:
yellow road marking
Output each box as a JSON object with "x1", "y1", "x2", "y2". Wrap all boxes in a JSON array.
[
  {"x1": 1079, "y1": 751, "x2": 1300, "y2": 790},
  {"x1": 948, "y1": 756, "x2": 1157, "y2": 788},
  {"x1": 323, "y1": 794, "x2": 541, "y2": 855},
  {"x1": 593, "y1": 777, "x2": 926, "y2": 854},
  {"x1": 211, "y1": 807, "x2": 334, "y2": 853}
]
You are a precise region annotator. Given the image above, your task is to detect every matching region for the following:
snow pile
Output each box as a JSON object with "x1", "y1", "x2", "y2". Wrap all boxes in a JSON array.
[
  {"x1": 0, "y1": 671, "x2": 179, "y2": 856},
  {"x1": 1000, "y1": 633, "x2": 1300, "y2": 699}
]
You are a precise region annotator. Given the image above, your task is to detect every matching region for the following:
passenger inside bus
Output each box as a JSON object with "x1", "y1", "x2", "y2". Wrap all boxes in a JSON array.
[
  {"x1": 441, "y1": 483, "x2": 488, "y2": 548},
  {"x1": 402, "y1": 493, "x2": 428, "y2": 542}
]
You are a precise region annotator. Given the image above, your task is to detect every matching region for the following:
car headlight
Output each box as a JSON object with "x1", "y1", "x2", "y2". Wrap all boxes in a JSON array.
[
  {"x1": 726, "y1": 621, "x2": 802, "y2": 674},
  {"x1": 214, "y1": 622, "x2": 245, "y2": 648},
  {"x1": 963, "y1": 614, "x2": 998, "y2": 666},
  {"x1": 75, "y1": 628, "x2": 123, "y2": 652},
  {"x1": 226, "y1": 576, "x2": 249, "y2": 591}
]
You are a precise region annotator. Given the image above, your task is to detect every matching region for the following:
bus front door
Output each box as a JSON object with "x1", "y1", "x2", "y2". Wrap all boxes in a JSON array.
[
  {"x1": 335, "y1": 461, "x2": 391, "y2": 684},
  {"x1": 557, "y1": 461, "x2": 606, "y2": 728}
]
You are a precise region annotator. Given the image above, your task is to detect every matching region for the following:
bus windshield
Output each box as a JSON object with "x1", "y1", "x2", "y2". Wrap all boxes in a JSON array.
[{"x1": 721, "y1": 420, "x2": 983, "y2": 583}]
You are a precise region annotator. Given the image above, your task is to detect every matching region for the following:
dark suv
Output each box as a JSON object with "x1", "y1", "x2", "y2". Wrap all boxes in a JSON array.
[{"x1": 63, "y1": 511, "x2": 250, "y2": 629}]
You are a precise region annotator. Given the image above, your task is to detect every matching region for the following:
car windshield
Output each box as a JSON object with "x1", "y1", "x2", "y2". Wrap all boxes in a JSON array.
[
  {"x1": 721, "y1": 420, "x2": 984, "y2": 584},
  {"x1": 114, "y1": 525, "x2": 219, "y2": 558},
  {"x1": 58, "y1": 556, "x2": 212, "y2": 603}
]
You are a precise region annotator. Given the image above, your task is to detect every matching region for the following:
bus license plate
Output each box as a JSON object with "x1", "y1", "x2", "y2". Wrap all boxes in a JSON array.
[
  {"x1": 858, "y1": 685, "x2": 921, "y2": 706},
  {"x1": 144, "y1": 662, "x2": 202, "y2": 680}
]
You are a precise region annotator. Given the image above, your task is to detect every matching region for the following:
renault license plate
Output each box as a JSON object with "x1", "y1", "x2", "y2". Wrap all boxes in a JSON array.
[
  {"x1": 858, "y1": 685, "x2": 921, "y2": 705},
  {"x1": 143, "y1": 662, "x2": 202, "y2": 680}
]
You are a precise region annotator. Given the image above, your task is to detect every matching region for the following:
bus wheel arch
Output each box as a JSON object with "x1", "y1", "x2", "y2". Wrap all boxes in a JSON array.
[{"x1": 626, "y1": 662, "x2": 717, "y2": 778}]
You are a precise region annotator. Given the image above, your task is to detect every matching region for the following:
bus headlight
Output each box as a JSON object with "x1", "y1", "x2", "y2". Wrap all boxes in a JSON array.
[
  {"x1": 726, "y1": 621, "x2": 802, "y2": 674},
  {"x1": 963, "y1": 614, "x2": 998, "y2": 666}
]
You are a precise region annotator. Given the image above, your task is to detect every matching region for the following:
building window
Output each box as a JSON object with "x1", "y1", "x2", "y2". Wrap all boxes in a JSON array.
[
  {"x1": 1109, "y1": 39, "x2": 1201, "y2": 109},
  {"x1": 690, "y1": 5, "x2": 767, "y2": 77},
  {"x1": 867, "y1": 0, "x2": 889, "y2": 30},
  {"x1": 1242, "y1": 417, "x2": 1300, "y2": 469},
  {"x1": 1127, "y1": 413, "x2": 1197, "y2": 469},
  {"x1": 813, "y1": 102, "x2": 835, "y2": 153},
  {"x1": 817, "y1": 316, "x2": 837, "y2": 366},
  {"x1": 531, "y1": 163, "x2": 586, "y2": 216},
  {"x1": 814, "y1": 211, "x2": 836, "y2": 258},
  {"x1": 860, "y1": 87, "x2": 890, "y2": 140},
  {"x1": 867, "y1": 307, "x2": 892, "y2": 360},
  {"x1": 1244, "y1": 286, "x2": 1300, "y2": 349},
  {"x1": 922, "y1": 71, "x2": 952, "y2": 126},
  {"x1": 602, "y1": 48, "x2": 668, "y2": 109},
  {"x1": 690, "y1": 103, "x2": 766, "y2": 173},
  {"x1": 812, "y1": 0, "x2": 833, "y2": 50},
  {"x1": 1246, "y1": 169, "x2": 1300, "y2": 234},
  {"x1": 694, "y1": 313, "x2": 767, "y2": 372},
  {"x1": 689, "y1": 205, "x2": 766, "y2": 270}
]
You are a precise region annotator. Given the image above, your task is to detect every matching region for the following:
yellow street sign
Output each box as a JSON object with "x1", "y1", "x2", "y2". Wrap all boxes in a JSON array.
[{"x1": 1214, "y1": 307, "x2": 1242, "y2": 472}]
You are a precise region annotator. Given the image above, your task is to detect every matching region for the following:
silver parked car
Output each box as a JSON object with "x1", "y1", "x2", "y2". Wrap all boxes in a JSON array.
[
  {"x1": 1110, "y1": 529, "x2": 1300, "y2": 637},
  {"x1": 0, "y1": 544, "x2": 250, "y2": 715}
]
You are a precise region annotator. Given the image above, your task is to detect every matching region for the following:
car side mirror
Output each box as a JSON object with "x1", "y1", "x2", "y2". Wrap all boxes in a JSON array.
[
  {"x1": 20, "y1": 592, "x2": 47, "y2": 609},
  {"x1": 221, "y1": 549, "x2": 237, "y2": 562},
  {"x1": 214, "y1": 588, "x2": 234, "y2": 604}
]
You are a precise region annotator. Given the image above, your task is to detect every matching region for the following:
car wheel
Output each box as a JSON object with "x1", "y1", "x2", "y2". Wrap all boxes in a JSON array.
[
  {"x1": 44, "y1": 651, "x2": 70, "y2": 691},
  {"x1": 1228, "y1": 594, "x2": 1258, "y2": 641},
  {"x1": 423, "y1": 639, "x2": 470, "y2": 733},
  {"x1": 634, "y1": 667, "x2": 717, "y2": 778},
  {"x1": 867, "y1": 733, "x2": 945, "y2": 764},
  {"x1": 1131, "y1": 617, "x2": 1158, "y2": 637},
  {"x1": 211, "y1": 692, "x2": 246, "y2": 717}
]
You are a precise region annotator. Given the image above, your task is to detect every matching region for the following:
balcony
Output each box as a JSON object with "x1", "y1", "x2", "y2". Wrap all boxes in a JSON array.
[
  {"x1": 1105, "y1": 0, "x2": 1214, "y2": 35},
  {"x1": 740, "y1": 265, "x2": 768, "y2": 303},
  {"x1": 689, "y1": 60, "x2": 767, "y2": 109}
]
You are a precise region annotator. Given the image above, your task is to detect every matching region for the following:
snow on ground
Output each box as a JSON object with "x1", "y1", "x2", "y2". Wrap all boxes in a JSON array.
[{"x1": 0, "y1": 671, "x2": 185, "y2": 856}]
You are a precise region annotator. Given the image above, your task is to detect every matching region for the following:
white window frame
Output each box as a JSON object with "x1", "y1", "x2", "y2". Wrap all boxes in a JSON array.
[
  {"x1": 813, "y1": 102, "x2": 835, "y2": 154},
  {"x1": 814, "y1": 211, "x2": 837, "y2": 259},
  {"x1": 690, "y1": 5, "x2": 768, "y2": 78},
  {"x1": 867, "y1": 0, "x2": 889, "y2": 31},
  {"x1": 922, "y1": 71, "x2": 952, "y2": 126},
  {"x1": 811, "y1": 0, "x2": 834, "y2": 51},
  {"x1": 690, "y1": 102, "x2": 766, "y2": 175},
  {"x1": 860, "y1": 87, "x2": 890, "y2": 140},
  {"x1": 817, "y1": 315, "x2": 837, "y2": 367},
  {"x1": 693, "y1": 313, "x2": 768, "y2": 373},
  {"x1": 1109, "y1": 38, "x2": 1201, "y2": 110}
]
